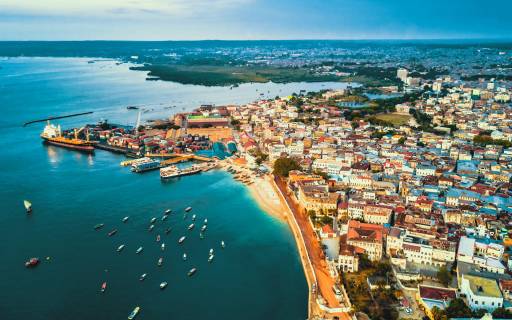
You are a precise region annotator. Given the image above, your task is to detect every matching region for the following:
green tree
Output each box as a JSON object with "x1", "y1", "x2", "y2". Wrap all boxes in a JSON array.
[
  {"x1": 492, "y1": 307, "x2": 512, "y2": 319},
  {"x1": 273, "y1": 157, "x2": 301, "y2": 177},
  {"x1": 445, "y1": 298, "x2": 473, "y2": 318},
  {"x1": 436, "y1": 265, "x2": 452, "y2": 287},
  {"x1": 431, "y1": 306, "x2": 447, "y2": 320}
]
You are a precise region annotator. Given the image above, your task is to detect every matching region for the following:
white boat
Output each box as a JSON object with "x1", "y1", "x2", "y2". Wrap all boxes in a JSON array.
[
  {"x1": 188, "y1": 223, "x2": 194, "y2": 230},
  {"x1": 178, "y1": 236, "x2": 186, "y2": 244},
  {"x1": 150, "y1": 217, "x2": 157, "y2": 224},
  {"x1": 139, "y1": 273, "x2": 147, "y2": 281},
  {"x1": 148, "y1": 224, "x2": 154, "y2": 232},
  {"x1": 156, "y1": 234, "x2": 161, "y2": 242},
  {"x1": 117, "y1": 244, "x2": 125, "y2": 252},
  {"x1": 160, "y1": 282, "x2": 168, "y2": 289},
  {"x1": 24, "y1": 200, "x2": 32, "y2": 213},
  {"x1": 183, "y1": 253, "x2": 187, "y2": 261},
  {"x1": 161, "y1": 243, "x2": 165, "y2": 251},
  {"x1": 136, "y1": 247, "x2": 143, "y2": 254},
  {"x1": 201, "y1": 225, "x2": 207, "y2": 232},
  {"x1": 164, "y1": 209, "x2": 171, "y2": 214},
  {"x1": 185, "y1": 206, "x2": 192, "y2": 212},
  {"x1": 209, "y1": 248, "x2": 214, "y2": 255},
  {"x1": 188, "y1": 268, "x2": 197, "y2": 276},
  {"x1": 204, "y1": 218, "x2": 208, "y2": 224},
  {"x1": 192, "y1": 214, "x2": 196, "y2": 221},
  {"x1": 162, "y1": 215, "x2": 168, "y2": 221},
  {"x1": 157, "y1": 257, "x2": 163, "y2": 266},
  {"x1": 128, "y1": 306, "x2": 140, "y2": 320},
  {"x1": 122, "y1": 216, "x2": 129, "y2": 222},
  {"x1": 221, "y1": 241, "x2": 225, "y2": 248},
  {"x1": 208, "y1": 254, "x2": 214, "y2": 263}
]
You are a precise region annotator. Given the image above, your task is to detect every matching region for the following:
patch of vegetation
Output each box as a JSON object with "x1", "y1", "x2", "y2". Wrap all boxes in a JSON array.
[
  {"x1": 273, "y1": 157, "x2": 301, "y2": 177},
  {"x1": 474, "y1": 133, "x2": 512, "y2": 148},
  {"x1": 371, "y1": 113, "x2": 411, "y2": 127}
]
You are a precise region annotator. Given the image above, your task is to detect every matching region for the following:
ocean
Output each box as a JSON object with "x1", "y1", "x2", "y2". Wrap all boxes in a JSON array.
[{"x1": 0, "y1": 57, "x2": 353, "y2": 320}]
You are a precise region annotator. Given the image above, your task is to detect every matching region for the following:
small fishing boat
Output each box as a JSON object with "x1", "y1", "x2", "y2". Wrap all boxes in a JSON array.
[
  {"x1": 178, "y1": 236, "x2": 186, "y2": 244},
  {"x1": 148, "y1": 224, "x2": 154, "y2": 232},
  {"x1": 164, "y1": 209, "x2": 171, "y2": 214},
  {"x1": 94, "y1": 223, "x2": 104, "y2": 230},
  {"x1": 192, "y1": 214, "x2": 196, "y2": 221},
  {"x1": 128, "y1": 306, "x2": 140, "y2": 320},
  {"x1": 24, "y1": 200, "x2": 32, "y2": 213},
  {"x1": 150, "y1": 217, "x2": 157, "y2": 224},
  {"x1": 162, "y1": 215, "x2": 168, "y2": 221},
  {"x1": 161, "y1": 243, "x2": 165, "y2": 251},
  {"x1": 221, "y1": 241, "x2": 225, "y2": 248},
  {"x1": 183, "y1": 253, "x2": 187, "y2": 261},
  {"x1": 108, "y1": 229, "x2": 118, "y2": 237},
  {"x1": 165, "y1": 227, "x2": 172, "y2": 234},
  {"x1": 139, "y1": 273, "x2": 147, "y2": 281},
  {"x1": 156, "y1": 235, "x2": 161, "y2": 242},
  {"x1": 159, "y1": 282, "x2": 168, "y2": 289},
  {"x1": 122, "y1": 216, "x2": 129, "y2": 222},
  {"x1": 201, "y1": 225, "x2": 207, "y2": 232},
  {"x1": 188, "y1": 223, "x2": 194, "y2": 230},
  {"x1": 185, "y1": 206, "x2": 192, "y2": 212},
  {"x1": 117, "y1": 244, "x2": 125, "y2": 252},
  {"x1": 157, "y1": 257, "x2": 163, "y2": 266},
  {"x1": 136, "y1": 247, "x2": 143, "y2": 254},
  {"x1": 209, "y1": 248, "x2": 214, "y2": 255},
  {"x1": 101, "y1": 282, "x2": 107, "y2": 293},
  {"x1": 188, "y1": 268, "x2": 197, "y2": 277},
  {"x1": 204, "y1": 218, "x2": 208, "y2": 224},
  {"x1": 25, "y1": 257, "x2": 39, "y2": 268},
  {"x1": 199, "y1": 232, "x2": 205, "y2": 239},
  {"x1": 208, "y1": 254, "x2": 214, "y2": 263}
]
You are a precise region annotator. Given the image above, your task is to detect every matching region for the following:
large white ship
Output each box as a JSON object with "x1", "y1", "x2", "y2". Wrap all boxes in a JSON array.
[{"x1": 160, "y1": 164, "x2": 202, "y2": 179}]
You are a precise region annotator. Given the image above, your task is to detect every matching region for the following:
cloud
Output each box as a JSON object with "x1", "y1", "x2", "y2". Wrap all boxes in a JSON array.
[{"x1": 0, "y1": 0, "x2": 251, "y2": 18}]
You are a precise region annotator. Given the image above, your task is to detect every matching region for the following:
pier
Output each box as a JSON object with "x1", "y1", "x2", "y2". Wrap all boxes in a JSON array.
[
  {"x1": 145, "y1": 153, "x2": 214, "y2": 162},
  {"x1": 23, "y1": 111, "x2": 93, "y2": 127}
]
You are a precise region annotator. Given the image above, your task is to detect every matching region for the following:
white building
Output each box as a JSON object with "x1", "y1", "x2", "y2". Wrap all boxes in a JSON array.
[{"x1": 460, "y1": 274, "x2": 503, "y2": 311}]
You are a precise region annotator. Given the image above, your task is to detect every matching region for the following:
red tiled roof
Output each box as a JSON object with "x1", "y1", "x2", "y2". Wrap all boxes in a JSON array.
[{"x1": 419, "y1": 285, "x2": 456, "y2": 301}]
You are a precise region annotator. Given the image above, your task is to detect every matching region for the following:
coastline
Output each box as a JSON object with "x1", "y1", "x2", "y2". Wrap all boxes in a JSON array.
[{"x1": 247, "y1": 175, "x2": 287, "y2": 221}]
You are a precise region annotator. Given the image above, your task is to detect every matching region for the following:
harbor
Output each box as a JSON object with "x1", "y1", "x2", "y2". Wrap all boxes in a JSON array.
[{"x1": 2, "y1": 57, "x2": 309, "y2": 320}]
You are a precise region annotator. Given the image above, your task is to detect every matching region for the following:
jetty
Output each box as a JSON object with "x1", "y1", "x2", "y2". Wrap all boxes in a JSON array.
[{"x1": 23, "y1": 111, "x2": 93, "y2": 127}]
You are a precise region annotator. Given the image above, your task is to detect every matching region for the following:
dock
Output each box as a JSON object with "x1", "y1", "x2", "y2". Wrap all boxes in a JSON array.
[
  {"x1": 23, "y1": 111, "x2": 93, "y2": 127},
  {"x1": 145, "y1": 153, "x2": 214, "y2": 162}
]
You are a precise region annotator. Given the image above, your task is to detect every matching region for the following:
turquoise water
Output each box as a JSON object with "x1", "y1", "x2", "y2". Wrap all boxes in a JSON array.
[{"x1": 0, "y1": 58, "x2": 309, "y2": 319}]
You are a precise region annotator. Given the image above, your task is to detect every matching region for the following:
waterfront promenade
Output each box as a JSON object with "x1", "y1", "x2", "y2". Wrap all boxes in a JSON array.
[{"x1": 273, "y1": 176, "x2": 351, "y2": 320}]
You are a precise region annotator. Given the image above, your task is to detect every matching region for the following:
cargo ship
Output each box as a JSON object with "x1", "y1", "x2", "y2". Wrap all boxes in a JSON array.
[{"x1": 41, "y1": 121, "x2": 96, "y2": 152}]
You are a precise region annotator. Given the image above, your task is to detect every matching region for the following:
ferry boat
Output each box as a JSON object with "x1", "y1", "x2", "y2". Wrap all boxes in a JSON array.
[
  {"x1": 117, "y1": 244, "x2": 125, "y2": 252},
  {"x1": 131, "y1": 159, "x2": 160, "y2": 173},
  {"x1": 25, "y1": 257, "x2": 39, "y2": 268},
  {"x1": 139, "y1": 273, "x2": 147, "y2": 281},
  {"x1": 178, "y1": 236, "x2": 186, "y2": 244},
  {"x1": 160, "y1": 165, "x2": 202, "y2": 179},
  {"x1": 108, "y1": 229, "x2": 118, "y2": 237},
  {"x1": 159, "y1": 282, "x2": 168, "y2": 289},
  {"x1": 122, "y1": 216, "x2": 129, "y2": 223},
  {"x1": 101, "y1": 282, "x2": 107, "y2": 293},
  {"x1": 41, "y1": 121, "x2": 96, "y2": 152},
  {"x1": 188, "y1": 268, "x2": 197, "y2": 277},
  {"x1": 24, "y1": 200, "x2": 32, "y2": 213},
  {"x1": 136, "y1": 247, "x2": 143, "y2": 254},
  {"x1": 94, "y1": 223, "x2": 104, "y2": 230},
  {"x1": 128, "y1": 306, "x2": 140, "y2": 320}
]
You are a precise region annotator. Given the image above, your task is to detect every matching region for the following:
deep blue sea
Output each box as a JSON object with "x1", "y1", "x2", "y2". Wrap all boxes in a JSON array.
[{"x1": 0, "y1": 58, "x2": 356, "y2": 320}]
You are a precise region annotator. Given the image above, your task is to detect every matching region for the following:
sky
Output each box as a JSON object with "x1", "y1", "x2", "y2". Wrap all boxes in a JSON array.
[{"x1": 0, "y1": 0, "x2": 511, "y2": 40}]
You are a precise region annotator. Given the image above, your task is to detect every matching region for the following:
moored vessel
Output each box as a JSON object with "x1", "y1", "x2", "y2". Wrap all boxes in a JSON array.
[
  {"x1": 128, "y1": 306, "x2": 140, "y2": 320},
  {"x1": 40, "y1": 121, "x2": 96, "y2": 152},
  {"x1": 24, "y1": 200, "x2": 32, "y2": 213},
  {"x1": 25, "y1": 257, "x2": 39, "y2": 268}
]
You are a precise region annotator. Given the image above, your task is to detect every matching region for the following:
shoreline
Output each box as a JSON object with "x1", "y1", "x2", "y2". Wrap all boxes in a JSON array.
[{"x1": 247, "y1": 175, "x2": 287, "y2": 221}]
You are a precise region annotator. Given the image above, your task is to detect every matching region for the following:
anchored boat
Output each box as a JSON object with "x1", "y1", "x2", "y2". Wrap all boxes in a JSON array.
[
  {"x1": 24, "y1": 200, "x2": 32, "y2": 213},
  {"x1": 128, "y1": 306, "x2": 140, "y2": 320},
  {"x1": 40, "y1": 121, "x2": 96, "y2": 152}
]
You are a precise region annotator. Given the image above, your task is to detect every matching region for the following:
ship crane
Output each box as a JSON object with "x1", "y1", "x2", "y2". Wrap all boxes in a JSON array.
[{"x1": 74, "y1": 127, "x2": 85, "y2": 140}]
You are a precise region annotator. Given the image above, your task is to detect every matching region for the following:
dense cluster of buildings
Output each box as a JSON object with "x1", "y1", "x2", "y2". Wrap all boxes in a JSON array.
[{"x1": 227, "y1": 79, "x2": 512, "y2": 318}]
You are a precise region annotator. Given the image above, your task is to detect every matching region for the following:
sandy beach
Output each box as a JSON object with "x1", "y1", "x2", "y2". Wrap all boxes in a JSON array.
[{"x1": 247, "y1": 175, "x2": 287, "y2": 220}]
